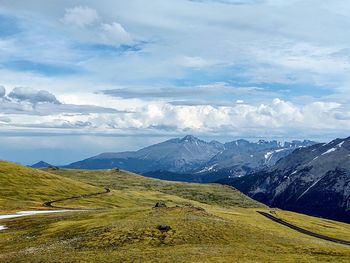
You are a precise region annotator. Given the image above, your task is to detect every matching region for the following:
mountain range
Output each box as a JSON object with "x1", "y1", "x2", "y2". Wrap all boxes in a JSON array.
[
  {"x1": 62, "y1": 135, "x2": 316, "y2": 182},
  {"x1": 220, "y1": 136, "x2": 350, "y2": 223}
]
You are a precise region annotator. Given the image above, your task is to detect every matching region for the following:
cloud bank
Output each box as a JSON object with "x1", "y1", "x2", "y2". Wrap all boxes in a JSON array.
[{"x1": 0, "y1": 85, "x2": 348, "y2": 141}]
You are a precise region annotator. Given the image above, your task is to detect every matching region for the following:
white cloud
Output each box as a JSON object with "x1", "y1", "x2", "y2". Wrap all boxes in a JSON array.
[
  {"x1": 100, "y1": 22, "x2": 132, "y2": 45},
  {"x1": 73, "y1": 98, "x2": 347, "y2": 135},
  {"x1": 1, "y1": 85, "x2": 348, "y2": 137},
  {"x1": 62, "y1": 6, "x2": 99, "y2": 28}
]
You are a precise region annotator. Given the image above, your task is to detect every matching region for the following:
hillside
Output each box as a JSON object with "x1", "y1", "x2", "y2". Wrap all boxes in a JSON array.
[
  {"x1": 0, "y1": 160, "x2": 99, "y2": 212},
  {"x1": 1, "y1": 165, "x2": 350, "y2": 262},
  {"x1": 221, "y1": 137, "x2": 350, "y2": 223},
  {"x1": 48, "y1": 168, "x2": 263, "y2": 209}
]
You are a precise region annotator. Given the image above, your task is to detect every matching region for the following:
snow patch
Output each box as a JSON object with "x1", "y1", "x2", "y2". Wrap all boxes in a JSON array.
[
  {"x1": 197, "y1": 164, "x2": 217, "y2": 173},
  {"x1": 321, "y1": 148, "x2": 337, "y2": 155},
  {"x1": 278, "y1": 141, "x2": 286, "y2": 147},
  {"x1": 264, "y1": 152, "x2": 273, "y2": 160},
  {"x1": 297, "y1": 175, "x2": 325, "y2": 201},
  {"x1": 0, "y1": 210, "x2": 74, "y2": 220},
  {"x1": 0, "y1": 210, "x2": 85, "y2": 231},
  {"x1": 274, "y1": 149, "x2": 285, "y2": 153},
  {"x1": 264, "y1": 148, "x2": 286, "y2": 163},
  {"x1": 337, "y1": 141, "x2": 344, "y2": 148}
]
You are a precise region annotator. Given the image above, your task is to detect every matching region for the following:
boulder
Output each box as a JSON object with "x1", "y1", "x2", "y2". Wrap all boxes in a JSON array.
[
  {"x1": 154, "y1": 202, "x2": 167, "y2": 208},
  {"x1": 157, "y1": 225, "x2": 171, "y2": 232}
]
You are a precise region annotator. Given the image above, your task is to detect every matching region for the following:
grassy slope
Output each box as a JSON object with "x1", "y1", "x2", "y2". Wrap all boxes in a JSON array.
[
  {"x1": 49, "y1": 168, "x2": 263, "y2": 209},
  {"x1": 0, "y1": 161, "x2": 100, "y2": 212},
  {"x1": 0, "y1": 167, "x2": 350, "y2": 262}
]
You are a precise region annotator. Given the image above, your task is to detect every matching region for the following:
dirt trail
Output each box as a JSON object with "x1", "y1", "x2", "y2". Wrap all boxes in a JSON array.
[
  {"x1": 44, "y1": 188, "x2": 111, "y2": 210},
  {"x1": 257, "y1": 211, "x2": 350, "y2": 246}
]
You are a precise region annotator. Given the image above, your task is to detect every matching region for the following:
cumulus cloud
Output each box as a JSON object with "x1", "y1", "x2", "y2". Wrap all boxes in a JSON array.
[
  {"x1": 8, "y1": 87, "x2": 60, "y2": 104},
  {"x1": 0, "y1": 86, "x2": 5, "y2": 97},
  {"x1": 100, "y1": 22, "x2": 132, "y2": 45},
  {"x1": 82, "y1": 98, "x2": 347, "y2": 136},
  {"x1": 1, "y1": 93, "x2": 349, "y2": 140},
  {"x1": 62, "y1": 6, "x2": 99, "y2": 28}
]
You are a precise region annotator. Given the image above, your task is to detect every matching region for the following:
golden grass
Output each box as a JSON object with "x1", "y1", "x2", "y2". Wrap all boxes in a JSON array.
[{"x1": 0, "y1": 161, "x2": 99, "y2": 212}]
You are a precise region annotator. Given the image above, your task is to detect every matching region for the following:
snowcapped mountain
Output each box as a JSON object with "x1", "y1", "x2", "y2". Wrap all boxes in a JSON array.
[
  {"x1": 66, "y1": 135, "x2": 316, "y2": 182},
  {"x1": 220, "y1": 137, "x2": 350, "y2": 223}
]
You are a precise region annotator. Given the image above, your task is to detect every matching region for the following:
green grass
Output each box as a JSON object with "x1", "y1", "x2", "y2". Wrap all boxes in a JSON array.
[{"x1": 1, "y1": 165, "x2": 350, "y2": 262}]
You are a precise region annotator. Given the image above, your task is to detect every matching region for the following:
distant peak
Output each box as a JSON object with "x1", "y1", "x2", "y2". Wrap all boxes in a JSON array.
[
  {"x1": 180, "y1": 135, "x2": 199, "y2": 142},
  {"x1": 35, "y1": 161, "x2": 50, "y2": 165},
  {"x1": 31, "y1": 161, "x2": 52, "y2": 168}
]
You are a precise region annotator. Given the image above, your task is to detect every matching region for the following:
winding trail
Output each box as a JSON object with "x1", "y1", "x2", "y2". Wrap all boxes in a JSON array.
[
  {"x1": 43, "y1": 188, "x2": 111, "y2": 210},
  {"x1": 257, "y1": 211, "x2": 350, "y2": 246}
]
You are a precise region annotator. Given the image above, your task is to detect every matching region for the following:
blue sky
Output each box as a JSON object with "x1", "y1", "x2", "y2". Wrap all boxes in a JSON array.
[{"x1": 0, "y1": 0, "x2": 350, "y2": 164}]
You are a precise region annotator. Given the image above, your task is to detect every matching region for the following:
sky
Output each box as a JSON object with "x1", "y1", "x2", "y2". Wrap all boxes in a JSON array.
[{"x1": 1, "y1": 0, "x2": 350, "y2": 164}]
